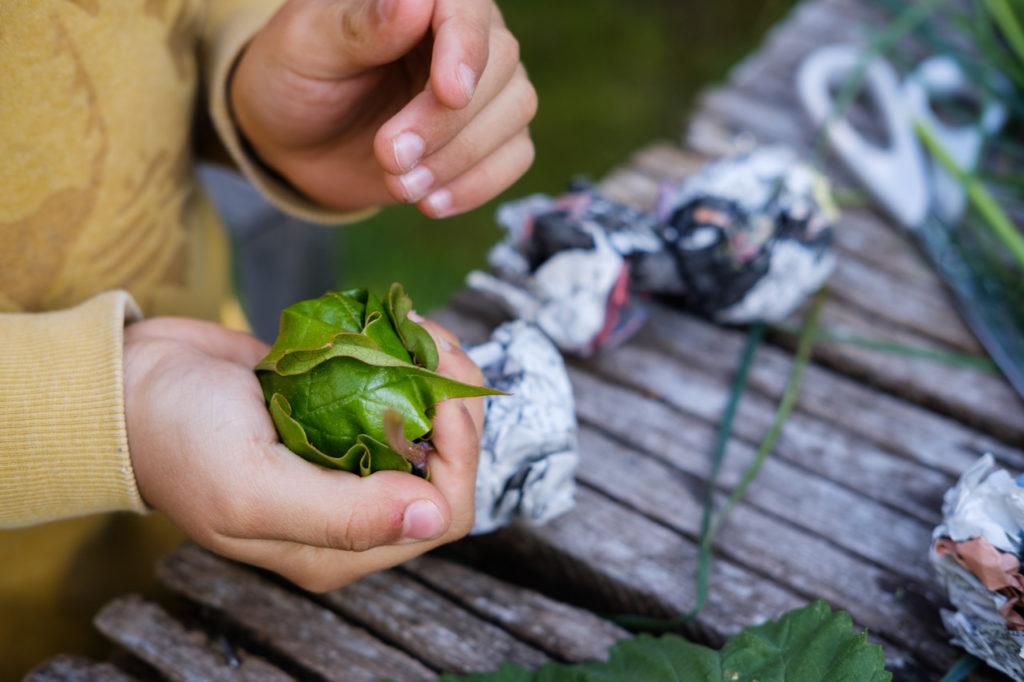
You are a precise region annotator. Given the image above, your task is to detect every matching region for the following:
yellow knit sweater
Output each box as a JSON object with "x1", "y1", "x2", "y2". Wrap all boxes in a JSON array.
[
  {"x1": 0, "y1": 0, "x2": 373, "y2": 526},
  {"x1": 0, "y1": 1, "x2": 365, "y2": 674}
]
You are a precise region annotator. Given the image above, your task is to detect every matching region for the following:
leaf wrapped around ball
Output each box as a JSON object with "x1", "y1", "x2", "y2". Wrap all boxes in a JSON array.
[{"x1": 256, "y1": 283, "x2": 499, "y2": 477}]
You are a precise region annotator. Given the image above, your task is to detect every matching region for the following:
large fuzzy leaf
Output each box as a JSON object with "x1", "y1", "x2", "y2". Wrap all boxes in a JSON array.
[
  {"x1": 256, "y1": 284, "x2": 500, "y2": 476},
  {"x1": 434, "y1": 601, "x2": 890, "y2": 682}
]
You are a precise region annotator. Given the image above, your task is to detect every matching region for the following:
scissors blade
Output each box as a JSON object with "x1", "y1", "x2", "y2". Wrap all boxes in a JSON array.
[{"x1": 912, "y1": 214, "x2": 1024, "y2": 401}]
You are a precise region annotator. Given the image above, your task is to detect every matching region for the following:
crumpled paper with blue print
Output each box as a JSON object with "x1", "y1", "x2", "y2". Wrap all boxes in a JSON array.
[
  {"x1": 468, "y1": 320, "x2": 578, "y2": 534},
  {"x1": 931, "y1": 454, "x2": 1024, "y2": 681}
]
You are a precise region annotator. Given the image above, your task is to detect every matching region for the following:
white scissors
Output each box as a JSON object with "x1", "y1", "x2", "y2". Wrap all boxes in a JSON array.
[
  {"x1": 796, "y1": 45, "x2": 1024, "y2": 399},
  {"x1": 797, "y1": 44, "x2": 1006, "y2": 228}
]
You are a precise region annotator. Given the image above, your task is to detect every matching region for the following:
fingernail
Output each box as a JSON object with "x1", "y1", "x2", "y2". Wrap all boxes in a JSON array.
[
  {"x1": 399, "y1": 165, "x2": 434, "y2": 202},
  {"x1": 375, "y1": 0, "x2": 397, "y2": 22},
  {"x1": 393, "y1": 132, "x2": 425, "y2": 172},
  {"x1": 435, "y1": 332, "x2": 453, "y2": 352},
  {"x1": 426, "y1": 188, "x2": 452, "y2": 217},
  {"x1": 402, "y1": 499, "x2": 445, "y2": 540},
  {"x1": 408, "y1": 309, "x2": 425, "y2": 322},
  {"x1": 457, "y1": 63, "x2": 477, "y2": 101}
]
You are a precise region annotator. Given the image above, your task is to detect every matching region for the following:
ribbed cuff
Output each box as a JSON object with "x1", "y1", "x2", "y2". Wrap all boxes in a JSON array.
[{"x1": 0, "y1": 291, "x2": 147, "y2": 527}]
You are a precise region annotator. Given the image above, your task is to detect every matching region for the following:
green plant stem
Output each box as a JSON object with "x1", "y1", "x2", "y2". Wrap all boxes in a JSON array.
[
  {"x1": 611, "y1": 288, "x2": 826, "y2": 631},
  {"x1": 915, "y1": 121, "x2": 1024, "y2": 274},
  {"x1": 768, "y1": 324, "x2": 998, "y2": 371},
  {"x1": 938, "y1": 653, "x2": 981, "y2": 682},
  {"x1": 611, "y1": 322, "x2": 764, "y2": 632},
  {"x1": 709, "y1": 287, "x2": 826, "y2": 535},
  {"x1": 983, "y1": 0, "x2": 1024, "y2": 66}
]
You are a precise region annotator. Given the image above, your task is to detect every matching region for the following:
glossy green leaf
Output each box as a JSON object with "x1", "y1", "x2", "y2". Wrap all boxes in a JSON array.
[
  {"x1": 256, "y1": 284, "x2": 501, "y2": 476},
  {"x1": 437, "y1": 601, "x2": 890, "y2": 682}
]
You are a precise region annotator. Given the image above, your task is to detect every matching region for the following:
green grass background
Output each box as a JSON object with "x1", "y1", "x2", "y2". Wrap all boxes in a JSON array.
[{"x1": 335, "y1": 0, "x2": 797, "y2": 312}]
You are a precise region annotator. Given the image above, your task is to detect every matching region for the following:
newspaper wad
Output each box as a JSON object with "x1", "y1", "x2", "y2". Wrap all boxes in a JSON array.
[
  {"x1": 468, "y1": 146, "x2": 838, "y2": 356},
  {"x1": 468, "y1": 320, "x2": 578, "y2": 534},
  {"x1": 931, "y1": 454, "x2": 1024, "y2": 680}
]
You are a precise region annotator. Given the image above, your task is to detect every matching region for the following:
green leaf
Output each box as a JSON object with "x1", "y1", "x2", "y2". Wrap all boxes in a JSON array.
[
  {"x1": 388, "y1": 281, "x2": 439, "y2": 371},
  {"x1": 256, "y1": 284, "x2": 502, "y2": 476},
  {"x1": 436, "y1": 602, "x2": 890, "y2": 682}
]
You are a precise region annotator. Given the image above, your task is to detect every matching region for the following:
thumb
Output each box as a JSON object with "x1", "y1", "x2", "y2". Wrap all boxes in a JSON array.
[
  {"x1": 273, "y1": 0, "x2": 435, "y2": 79},
  {"x1": 230, "y1": 444, "x2": 453, "y2": 551}
]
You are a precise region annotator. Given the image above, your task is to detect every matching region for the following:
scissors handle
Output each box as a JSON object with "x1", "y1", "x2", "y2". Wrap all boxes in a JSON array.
[{"x1": 797, "y1": 44, "x2": 929, "y2": 229}]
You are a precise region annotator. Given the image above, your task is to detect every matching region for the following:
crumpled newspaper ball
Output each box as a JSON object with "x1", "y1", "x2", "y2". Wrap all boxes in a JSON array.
[
  {"x1": 467, "y1": 320, "x2": 578, "y2": 534},
  {"x1": 467, "y1": 188, "x2": 660, "y2": 356},
  {"x1": 931, "y1": 454, "x2": 1024, "y2": 680},
  {"x1": 467, "y1": 146, "x2": 838, "y2": 356},
  {"x1": 656, "y1": 145, "x2": 838, "y2": 323}
]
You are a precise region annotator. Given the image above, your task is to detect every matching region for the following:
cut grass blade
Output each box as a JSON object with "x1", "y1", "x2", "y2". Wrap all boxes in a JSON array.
[
  {"x1": 611, "y1": 288, "x2": 826, "y2": 631},
  {"x1": 768, "y1": 324, "x2": 999, "y2": 372},
  {"x1": 982, "y1": 0, "x2": 1024, "y2": 67},
  {"x1": 915, "y1": 121, "x2": 1024, "y2": 275}
]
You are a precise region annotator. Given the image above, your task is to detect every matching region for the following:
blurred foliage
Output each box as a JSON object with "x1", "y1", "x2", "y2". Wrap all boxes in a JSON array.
[
  {"x1": 871, "y1": 0, "x2": 1024, "y2": 322},
  {"x1": 335, "y1": 0, "x2": 797, "y2": 312}
]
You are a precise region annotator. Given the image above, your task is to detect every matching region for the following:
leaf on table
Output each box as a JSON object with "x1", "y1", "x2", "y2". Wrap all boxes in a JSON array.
[{"x1": 436, "y1": 601, "x2": 890, "y2": 682}]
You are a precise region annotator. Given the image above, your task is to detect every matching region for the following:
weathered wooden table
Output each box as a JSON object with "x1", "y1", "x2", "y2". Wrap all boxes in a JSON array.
[{"x1": 27, "y1": 0, "x2": 1024, "y2": 680}]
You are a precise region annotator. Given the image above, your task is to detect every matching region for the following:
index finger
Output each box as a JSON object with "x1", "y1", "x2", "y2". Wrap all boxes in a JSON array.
[{"x1": 429, "y1": 0, "x2": 495, "y2": 109}]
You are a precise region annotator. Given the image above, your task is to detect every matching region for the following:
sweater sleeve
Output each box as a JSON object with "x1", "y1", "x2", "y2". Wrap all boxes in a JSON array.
[
  {"x1": 0, "y1": 291, "x2": 147, "y2": 528},
  {"x1": 200, "y1": 0, "x2": 378, "y2": 226}
]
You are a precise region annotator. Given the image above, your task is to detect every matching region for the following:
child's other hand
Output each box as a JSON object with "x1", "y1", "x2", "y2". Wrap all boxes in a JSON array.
[
  {"x1": 230, "y1": 0, "x2": 537, "y2": 218},
  {"x1": 122, "y1": 317, "x2": 483, "y2": 592}
]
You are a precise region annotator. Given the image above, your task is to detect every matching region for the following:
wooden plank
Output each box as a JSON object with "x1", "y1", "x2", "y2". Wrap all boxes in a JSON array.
[
  {"x1": 622, "y1": 141, "x2": 710, "y2": 184},
  {"x1": 829, "y1": 209, "x2": 952, "y2": 296},
  {"x1": 696, "y1": 87, "x2": 810, "y2": 150},
  {"x1": 642, "y1": 304, "x2": 1024, "y2": 456},
  {"x1": 156, "y1": 544, "x2": 436, "y2": 682},
  {"x1": 798, "y1": 303, "x2": 1024, "y2": 443},
  {"x1": 565, "y1": 361, "x2": 936, "y2": 586},
  {"x1": 569, "y1": 351, "x2": 950, "y2": 527},
  {"x1": 400, "y1": 555, "x2": 628, "y2": 663},
  {"x1": 457, "y1": 485, "x2": 807, "y2": 640},
  {"x1": 436, "y1": 305, "x2": 987, "y2": 679},
  {"x1": 93, "y1": 596, "x2": 294, "y2": 682},
  {"x1": 455, "y1": 486, "x2": 940, "y2": 680},
  {"x1": 730, "y1": 0, "x2": 884, "y2": 92},
  {"x1": 827, "y1": 251, "x2": 980, "y2": 352},
  {"x1": 319, "y1": 568, "x2": 551, "y2": 675},
  {"x1": 570, "y1": 424, "x2": 960, "y2": 676},
  {"x1": 23, "y1": 655, "x2": 138, "y2": 682}
]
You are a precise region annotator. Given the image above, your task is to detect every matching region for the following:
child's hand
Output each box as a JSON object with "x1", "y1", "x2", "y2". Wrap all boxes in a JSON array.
[
  {"x1": 230, "y1": 0, "x2": 537, "y2": 218},
  {"x1": 122, "y1": 316, "x2": 483, "y2": 592}
]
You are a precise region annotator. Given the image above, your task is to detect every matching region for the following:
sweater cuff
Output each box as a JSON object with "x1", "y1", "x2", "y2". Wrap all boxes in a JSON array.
[
  {"x1": 0, "y1": 291, "x2": 146, "y2": 527},
  {"x1": 204, "y1": 0, "x2": 378, "y2": 226}
]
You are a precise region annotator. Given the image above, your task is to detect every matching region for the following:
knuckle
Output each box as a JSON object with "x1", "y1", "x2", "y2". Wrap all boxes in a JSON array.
[
  {"x1": 492, "y1": 25, "x2": 520, "y2": 66},
  {"x1": 521, "y1": 135, "x2": 537, "y2": 168},
  {"x1": 323, "y1": 503, "x2": 397, "y2": 552},
  {"x1": 465, "y1": 360, "x2": 485, "y2": 387},
  {"x1": 519, "y1": 77, "x2": 539, "y2": 122},
  {"x1": 449, "y1": 506, "x2": 476, "y2": 540}
]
